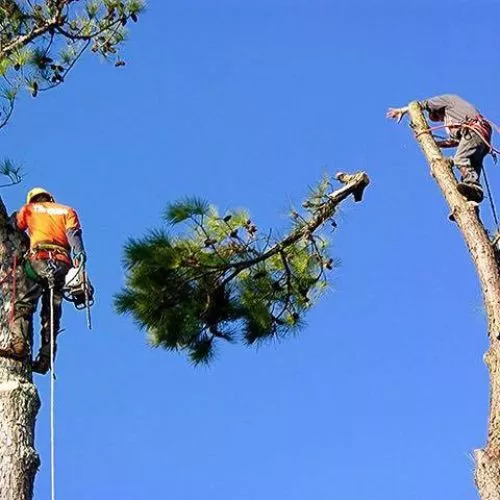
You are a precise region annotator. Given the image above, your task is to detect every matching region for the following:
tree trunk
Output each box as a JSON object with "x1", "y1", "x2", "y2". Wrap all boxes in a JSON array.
[
  {"x1": 408, "y1": 102, "x2": 500, "y2": 499},
  {"x1": 0, "y1": 198, "x2": 40, "y2": 500}
]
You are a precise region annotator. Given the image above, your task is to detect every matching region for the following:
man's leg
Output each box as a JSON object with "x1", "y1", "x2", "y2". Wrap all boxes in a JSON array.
[
  {"x1": 0, "y1": 278, "x2": 42, "y2": 359},
  {"x1": 454, "y1": 130, "x2": 488, "y2": 202},
  {"x1": 32, "y1": 261, "x2": 69, "y2": 374}
]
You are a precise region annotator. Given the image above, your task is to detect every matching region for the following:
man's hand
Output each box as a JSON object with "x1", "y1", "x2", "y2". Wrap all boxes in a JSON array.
[
  {"x1": 73, "y1": 251, "x2": 87, "y2": 267},
  {"x1": 386, "y1": 107, "x2": 408, "y2": 123}
]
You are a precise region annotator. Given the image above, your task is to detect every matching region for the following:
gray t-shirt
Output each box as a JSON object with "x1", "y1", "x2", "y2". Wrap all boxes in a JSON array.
[{"x1": 420, "y1": 94, "x2": 480, "y2": 138}]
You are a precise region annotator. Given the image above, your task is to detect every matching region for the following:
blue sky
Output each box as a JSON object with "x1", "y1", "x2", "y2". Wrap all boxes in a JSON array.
[{"x1": 2, "y1": 0, "x2": 499, "y2": 498}]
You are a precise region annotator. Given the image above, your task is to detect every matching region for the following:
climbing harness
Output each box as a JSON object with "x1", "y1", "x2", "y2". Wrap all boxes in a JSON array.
[
  {"x1": 26, "y1": 245, "x2": 95, "y2": 329},
  {"x1": 24, "y1": 243, "x2": 71, "y2": 282},
  {"x1": 416, "y1": 116, "x2": 500, "y2": 159},
  {"x1": 28, "y1": 242, "x2": 72, "y2": 265}
]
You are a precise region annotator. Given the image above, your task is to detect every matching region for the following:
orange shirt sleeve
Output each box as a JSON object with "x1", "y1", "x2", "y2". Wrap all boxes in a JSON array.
[
  {"x1": 16, "y1": 205, "x2": 28, "y2": 231},
  {"x1": 65, "y1": 208, "x2": 81, "y2": 231}
]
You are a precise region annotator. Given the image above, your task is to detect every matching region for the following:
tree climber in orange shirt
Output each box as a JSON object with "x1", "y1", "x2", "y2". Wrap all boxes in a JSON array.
[{"x1": 14, "y1": 188, "x2": 87, "y2": 374}]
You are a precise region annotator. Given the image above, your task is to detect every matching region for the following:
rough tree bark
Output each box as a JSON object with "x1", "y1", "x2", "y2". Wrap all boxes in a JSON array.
[
  {"x1": 408, "y1": 101, "x2": 500, "y2": 499},
  {"x1": 0, "y1": 197, "x2": 39, "y2": 500}
]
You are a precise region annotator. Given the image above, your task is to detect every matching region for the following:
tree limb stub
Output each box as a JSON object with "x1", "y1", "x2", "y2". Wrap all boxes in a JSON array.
[{"x1": 274, "y1": 170, "x2": 369, "y2": 256}]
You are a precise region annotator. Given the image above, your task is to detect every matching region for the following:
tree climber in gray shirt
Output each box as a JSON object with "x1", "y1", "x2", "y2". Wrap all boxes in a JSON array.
[{"x1": 387, "y1": 94, "x2": 493, "y2": 204}]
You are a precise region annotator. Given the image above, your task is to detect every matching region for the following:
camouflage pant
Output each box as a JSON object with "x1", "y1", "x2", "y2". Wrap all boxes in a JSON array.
[
  {"x1": 11, "y1": 258, "x2": 70, "y2": 356},
  {"x1": 454, "y1": 129, "x2": 490, "y2": 184}
]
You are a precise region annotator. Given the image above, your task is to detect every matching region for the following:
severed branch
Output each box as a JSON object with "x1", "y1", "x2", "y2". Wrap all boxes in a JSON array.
[{"x1": 116, "y1": 170, "x2": 370, "y2": 364}]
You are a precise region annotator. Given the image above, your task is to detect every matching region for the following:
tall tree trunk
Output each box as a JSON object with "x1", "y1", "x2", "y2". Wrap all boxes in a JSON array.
[
  {"x1": 0, "y1": 197, "x2": 40, "y2": 500},
  {"x1": 408, "y1": 102, "x2": 500, "y2": 499}
]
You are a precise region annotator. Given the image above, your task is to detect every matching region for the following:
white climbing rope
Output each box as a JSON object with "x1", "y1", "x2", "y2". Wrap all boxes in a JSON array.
[
  {"x1": 42, "y1": 260, "x2": 57, "y2": 500},
  {"x1": 49, "y1": 280, "x2": 56, "y2": 500},
  {"x1": 31, "y1": 257, "x2": 59, "y2": 500}
]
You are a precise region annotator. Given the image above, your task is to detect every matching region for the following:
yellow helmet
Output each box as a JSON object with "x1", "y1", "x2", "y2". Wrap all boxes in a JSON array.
[{"x1": 26, "y1": 187, "x2": 54, "y2": 204}]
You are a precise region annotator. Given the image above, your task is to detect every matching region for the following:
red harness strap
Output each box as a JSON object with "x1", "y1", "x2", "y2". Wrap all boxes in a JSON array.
[
  {"x1": 416, "y1": 115, "x2": 500, "y2": 157},
  {"x1": 9, "y1": 255, "x2": 17, "y2": 326},
  {"x1": 463, "y1": 115, "x2": 492, "y2": 143},
  {"x1": 30, "y1": 250, "x2": 71, "y2": 266},
  {"x1": 29, "y1": 243, "x2": 72, "y2": 266}
]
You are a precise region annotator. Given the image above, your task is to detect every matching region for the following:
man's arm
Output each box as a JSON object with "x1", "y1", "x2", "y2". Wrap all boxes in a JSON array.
[
  {"x1": 66, "y1": 208, "x2": 86, "y2": 264},
  {"x1": 420, "y1": 94, "x2": 451, "y2": 113},
  {"x1": 387, "y1": 95, "x2": 452, "y2": 123},
  {"x1": 67, "y1": 227, "x2": 85, "y2": 255},
  {"x1": 386, "y1": 106, "x2": 409, "y2": 123}
]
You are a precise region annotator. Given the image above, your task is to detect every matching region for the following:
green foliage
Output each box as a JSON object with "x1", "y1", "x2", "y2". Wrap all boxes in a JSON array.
[
  {"x1": 165, "y1": 197, "x2": 210, "y2": 225},
  {"x1": 0, "y1": 0, "x2": 145, "y2": 128},
  {"x1": 116, "y1": 175, "x2": 344, "y2": 365},
  {"x1": 0, "y1": 158, "x2": 23, "y2": 187}
]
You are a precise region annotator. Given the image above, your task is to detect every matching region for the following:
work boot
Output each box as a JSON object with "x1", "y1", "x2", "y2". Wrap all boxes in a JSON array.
[
  {"x1": 457, "y1": 182, "x2": 484, "y2": 203},
  {"x1": 32, "y1": 345, "x2": 53, "y2": 375}
]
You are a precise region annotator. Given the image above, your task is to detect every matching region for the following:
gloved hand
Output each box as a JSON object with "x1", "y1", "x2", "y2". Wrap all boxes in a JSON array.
[{"x1": 73, "y1": 251, "x2": 87, "y2": 267}]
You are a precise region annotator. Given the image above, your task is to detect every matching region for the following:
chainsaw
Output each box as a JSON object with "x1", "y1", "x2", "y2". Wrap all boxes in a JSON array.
[{"x1": 63, "y1": 265, "x2": 95, "y2": 329}]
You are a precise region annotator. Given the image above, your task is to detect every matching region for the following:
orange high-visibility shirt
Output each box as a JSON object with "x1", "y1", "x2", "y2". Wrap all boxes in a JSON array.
[{"x1": 17, "y1": 202, "x2": 81, "y2": 250}]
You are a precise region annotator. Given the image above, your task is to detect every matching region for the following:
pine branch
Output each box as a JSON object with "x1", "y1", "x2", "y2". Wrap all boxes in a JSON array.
[
  {"x1": 0, "y1": 0, "x2": 145, "y2": 127},
  {"x1": 116, "y1": 171, "x2": 369, "y2": 365}
]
